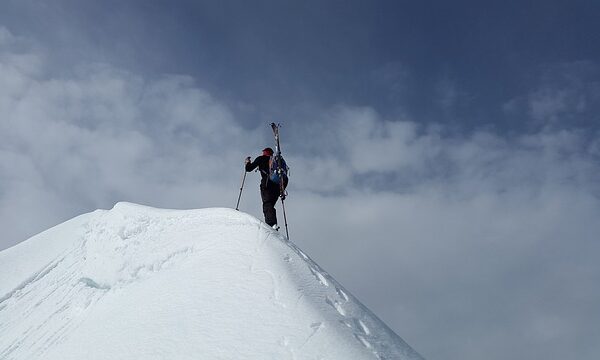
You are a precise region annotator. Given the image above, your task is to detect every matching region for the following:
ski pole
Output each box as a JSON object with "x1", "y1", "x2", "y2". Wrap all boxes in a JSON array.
[
  {"x1": 279, "y1": 179, "x2": 290, "y2": 239},
  {"x1": 280, "y1": 195, "x2": 290, "y2": 240},
  {"x1": 235, "y1": 164, "x2": 248, "y2": 211}
]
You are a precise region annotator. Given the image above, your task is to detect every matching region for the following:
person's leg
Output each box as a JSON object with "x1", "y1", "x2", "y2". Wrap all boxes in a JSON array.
[
  {"x1": 261, "y1": 187, "x2": 278, "y2": 226},
  {"x1": 262, "y1": 201, "x2": 277, "y2": 226}
]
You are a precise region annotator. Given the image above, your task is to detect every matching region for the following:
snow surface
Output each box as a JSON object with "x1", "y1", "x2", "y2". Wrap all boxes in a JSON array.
[{"x1": 0, "y1": 202, "x2": 424, "y2": 359}]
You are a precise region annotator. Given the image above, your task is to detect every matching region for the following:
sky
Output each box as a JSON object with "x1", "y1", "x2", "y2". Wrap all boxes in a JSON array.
[{"x1": 1, "y1": 1, "x2": 599, "y2": 359}]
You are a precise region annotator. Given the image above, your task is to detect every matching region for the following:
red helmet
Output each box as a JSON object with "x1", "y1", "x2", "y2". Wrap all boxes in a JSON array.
[{"x1": 262, "y1": 147, "x2": 274, "y2": 156}]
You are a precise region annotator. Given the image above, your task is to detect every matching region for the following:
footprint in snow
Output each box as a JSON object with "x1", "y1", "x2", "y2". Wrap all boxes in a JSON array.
[
  {"x1": 300, "y1": 322, "x2": 325, "y2": 347},
  {"x1": 357, "y1": 319, "x2": 370, "y2": 335},
  {"x1": 339, "y1": 318, "x2": 370, "y2": 336},
  {"x1": 309, "y1": 267, "x2": 329, "y2": 287},
  {"x1": 298, "y1": 250, "x2": 308, "y2": 260},
  {"x1": 78, "y1": 278, "x2": 110, "y2": 290},
  {"x1": 311, "y1": 321, "x2": 324, "y2": 330},
  {"x1": 325, "y1": 296, "x2": 346, "y2": 316},
  {"x1": 339, "y1": 319, "x2": 353, "y2": 329},
  {"x1": 354, "y1": 334, "x2": 373, "y2": 349},
  {"x1": 335, "y1": 287, "x2": 349, "y2": 302}
]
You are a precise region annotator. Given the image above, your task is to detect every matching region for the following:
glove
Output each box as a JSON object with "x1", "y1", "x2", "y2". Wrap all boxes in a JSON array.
[{"x1": 245, "y1": 156, "x2": 251, "y2": 165}]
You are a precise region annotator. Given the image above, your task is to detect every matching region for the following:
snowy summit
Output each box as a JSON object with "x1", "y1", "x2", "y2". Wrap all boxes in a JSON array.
[{"x1": 0, "y1": 203, "x2": 423, "y2": 359}]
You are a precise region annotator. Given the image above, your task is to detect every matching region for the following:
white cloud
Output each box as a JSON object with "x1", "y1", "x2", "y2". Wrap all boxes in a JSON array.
[
  {"x1": 504, "y1": 61, "x2": 600, "y2": 127},
  {"x1": 529, "y1": 87, "x2": 585, "y2": 122},
  {"x1": 0, "y1": 29, "x2": 262, "y2": 247}
]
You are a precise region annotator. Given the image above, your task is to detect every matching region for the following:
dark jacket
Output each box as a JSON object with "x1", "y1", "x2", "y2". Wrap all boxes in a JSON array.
[{"x1": 245, "y1": 155, "x2": 273, "y2": 188}]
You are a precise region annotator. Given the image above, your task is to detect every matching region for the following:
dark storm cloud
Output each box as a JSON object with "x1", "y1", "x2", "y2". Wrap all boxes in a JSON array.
[
  {"x1": 4, "y1": 0, "x2": 599, "y2": 130},
  {"x1": 1, "y1": 1, "x2": 600, "y2": 360}
]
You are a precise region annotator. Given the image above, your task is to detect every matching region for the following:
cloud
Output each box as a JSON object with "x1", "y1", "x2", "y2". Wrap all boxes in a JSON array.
[
  {"x1": 0, "y1": 28, "x2": 263, "y2": 247},
  {"x1": 1, "y1": 26, "x2": 600, "y2": 360},
  {"x1": 504, "y1": 61, "x2": 600, "y2": 128}
]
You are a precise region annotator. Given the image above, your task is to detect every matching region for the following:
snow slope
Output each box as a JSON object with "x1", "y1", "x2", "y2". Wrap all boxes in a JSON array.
[{"x1": 0, "y1": 202, "x2": 423, "y2": 359}]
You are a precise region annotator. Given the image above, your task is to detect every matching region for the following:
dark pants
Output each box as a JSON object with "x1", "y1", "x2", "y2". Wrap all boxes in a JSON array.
[{"x1": 260, "y1": 184, "x2": 280, "y2": 226}]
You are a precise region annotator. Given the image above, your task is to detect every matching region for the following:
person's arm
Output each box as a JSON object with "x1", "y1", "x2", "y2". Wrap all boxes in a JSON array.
[{"x1": 245, "y1": 156, "x2": 260, "y2": 172}]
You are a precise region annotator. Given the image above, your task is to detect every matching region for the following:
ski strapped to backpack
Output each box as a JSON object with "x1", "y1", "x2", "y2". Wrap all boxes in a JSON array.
[
  {"x1": 269, "y1": 123, "x2": 289, "y2": 196},
  {"x1": 268, "y1": 148, "x2": 289, "y2": 187},
  {"x1": 270, "y1": 122, "x2": 290, "y2": 239}
]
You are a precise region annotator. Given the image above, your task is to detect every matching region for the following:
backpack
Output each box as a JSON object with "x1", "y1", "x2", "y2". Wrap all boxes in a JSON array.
[{"x1": 268, "y1": 155, "x2": 289, "y2": 186}]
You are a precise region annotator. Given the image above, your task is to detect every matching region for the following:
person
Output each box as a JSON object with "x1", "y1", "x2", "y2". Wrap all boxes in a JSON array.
[{"x1": 245, "y1": 147, "x2": 286, "y2": 229}]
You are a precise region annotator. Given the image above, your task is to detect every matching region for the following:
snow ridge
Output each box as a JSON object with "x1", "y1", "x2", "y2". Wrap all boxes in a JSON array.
[{"x1": 0, "y1": 202, "x2": 424, "y2": 359}]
